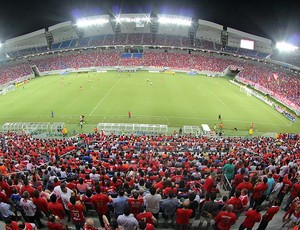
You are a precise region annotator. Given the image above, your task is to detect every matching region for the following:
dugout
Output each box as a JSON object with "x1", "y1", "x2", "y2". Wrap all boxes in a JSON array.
[{"x1": 201, "y1": 124, "x2": 211, "y2": 135}]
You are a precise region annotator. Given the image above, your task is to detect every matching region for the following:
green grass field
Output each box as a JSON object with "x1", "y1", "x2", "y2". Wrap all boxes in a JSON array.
[{"x1": 0, "y1": 71, "x2": 299, "y2": 136}]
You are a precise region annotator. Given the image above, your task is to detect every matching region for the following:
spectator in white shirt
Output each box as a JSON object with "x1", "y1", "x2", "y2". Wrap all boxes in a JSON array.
[
  {"x1": 0, "y1": 199, "x2": 14, "y2": 219},
  {"x1": 19, "y1": 191, "x2": 43, "y2": 228}
]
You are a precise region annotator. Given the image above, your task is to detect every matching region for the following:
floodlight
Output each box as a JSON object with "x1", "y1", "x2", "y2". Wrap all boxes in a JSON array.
[
  {"x1": 115, "y1": 17, "x2": 121, "y2": 23},
  {"x1": 158, "y1": 16, "x2": 192, "y2": 26},
  {"x1": 276, "y1": 42, "x2": 298, "y2": 52},
  {"x1": 76, "y1": 18, "x2": 109, "y2": 28},
  {"x1": 0, "y1": 43, "x2": 2, "y2": 48}
]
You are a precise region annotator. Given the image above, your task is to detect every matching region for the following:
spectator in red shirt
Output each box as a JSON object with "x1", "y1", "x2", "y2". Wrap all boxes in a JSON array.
[
  {"x1": 48, "y1": 194, "x2": 66, "y2": 220},
  {"x1": 257, "y1": 201, "x2": 280, "y2": 230},
  {"x1": 47, "y1": 214, "x2": 66, "y2": 230},
  {"x1": 175, "y1": 200, "x2": 193, "y2": 230},
  {"x1": 91, "y1": 185, "x2": 112, "y2": 227},
  {"x1": 225, "y1": 190, "x2": 243, "y2": 214},
  {"x1": 84, "y1": 218, "x2": 98, "y2": 230},
  {"x1": 277, "y1": 174, "x2": 293, "y2": 205},
  {"x1": 20, "y1": 179, "x2": 35, "y2": 198},
  {"x1": 128, "y1": 190, "x2": 144, "y2": 215},
  {"x1": 250, "y1": 177, "x2": 268, "y2": 208},
  {"x1": 284, "y1": 179, "x2": 300, "y2": 211},
  {"x1": 236, "y1": 177, "x2": 253, "y2": 193},
  {"x1": 229, "y1": 168, "x2": 246, "y2": 197},
  {"x1": 238, "y1": 205, "x2": 262, "y2": 230},
  {"x1": 68, "y1": 196, "x2": 86, "y2": 230},
  {"x1": 32, "y1": 189, "x2": 49, "y2": 217},
  {"x1": 4, "y1": 217, "x2": 18, "y2": 230},
  {"x1": 203, "y1": 172, "x2": 216, "y2": 195},
  {"x1": 77, "y1": 178, "x2": 89, "y2": 194},
  {"x1": 138, "y1": 221, "x2": 155, "y2": 230},
  {"x1": 214, "y1": 204, "x2": 237, "y2": 230},
  {"x1": 136, "y1": 206, "x2": 157, "y2": 226}
]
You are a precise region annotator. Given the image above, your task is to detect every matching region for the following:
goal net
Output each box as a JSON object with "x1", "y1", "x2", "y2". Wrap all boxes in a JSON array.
[{"x1": 0, "y1": 85, "x2": 15, "y2": 95}]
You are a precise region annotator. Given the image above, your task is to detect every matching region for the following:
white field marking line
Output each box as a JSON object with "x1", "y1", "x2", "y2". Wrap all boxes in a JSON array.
[
  {"x1": 88, "y1": 114, "x2": 289, "y2": 127},
  {"x1": 226, "y1": 104, "x2": 258, "y2": 109},
  {"x1": 89, "y1": 79, "x2": 121, "y2": 116},
  {"x1": 247, "y1": 92, "x2": 290, "y2": 126},
  {"x1": 197, "y1": 83, "x2": 226, "y2": 105},
  {"x1": 234, "y1": 89, "x2": 290, "y2": 126},
  {"x1": 2, "y1": 114, "x2": 290, "y2": 128}
]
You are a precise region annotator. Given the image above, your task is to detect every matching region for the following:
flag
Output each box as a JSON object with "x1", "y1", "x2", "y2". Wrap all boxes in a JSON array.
[{"x1": 273, "y1": 73, "x2": 279, "y2": 81}]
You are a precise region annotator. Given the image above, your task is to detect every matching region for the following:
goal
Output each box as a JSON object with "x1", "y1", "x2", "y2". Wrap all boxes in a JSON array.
[{"x1": 0, "y1": 85, "x2": 15, "y2": 95}]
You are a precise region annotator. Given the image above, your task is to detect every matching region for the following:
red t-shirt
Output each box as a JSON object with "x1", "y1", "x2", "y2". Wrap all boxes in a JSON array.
[
  {"x1": 5, "y1": 221, "x2": 18, "y2": 230},
  {"x1": 203, "y1": 177, "x2": 214, "y2": 193},
  {"x1": 242, "y1": 210, "x2": 261, "y2": 228},
  {"x1": 48, "y1": 201, "x2": 66, "y2": 219},
  {"x1": 136, "y1": 212, "x2": 155, "y2": 224},
  {"x1": 67, "y1": 202, "x2": 85, "y2": 223},
  {"x1": 47, "y1": 221, "x2": 65, "y2": 230},
  {"x1": 91, "y1": 193, "x2": 111, "y2": 214},
  {"x1": 32, "y1": 197, "x2": 49, "y2": 214},
  {"x1": 236, "y1": 182, "x2": 253, "y2": 192},
  {"x1": 263, "y1": 206, "x2": 280, "y2": 222},
  {"x1": 146, "y1": 223, "x2": 155, "y2": 230},
  {"x1": 84, "y1": 224, "x2": 97, "y2": 230},
  {"x1": 21, "y1": 185, "x2": 35, "y2": 198},
  {"x1": 239, "y1": 195, "x2": 249, "y2": 208},
  {"x1": 291, "y1": 183, "x2": 300, "y2": 199},
  {"x1": 128, "y1": 197, "x2": 144, "y2": 215},
  {"x1": 0, "y1": 192, "x2": 9, "y2": 203},
  {"x1": 176, "y1": 208, "x2": 193, "y2": 225},
  {"x1": 226, "y1": 197, "x2": 242, "y2": 212},
  {"x1": 253, "y1": 183, "x2": 268, "y2": 200},
  {"x1": 25, "y1": 223, "x2": 34, "y2": 230},
  {"x1": 214, "y1": 211, "x2": 237, "y2": 230},
  {"x1": 233, "y1": 174, "x2": 244, "y2": 187},
  {"x1": 280, "y1": 179, "x2": 292, "y2": 194}
]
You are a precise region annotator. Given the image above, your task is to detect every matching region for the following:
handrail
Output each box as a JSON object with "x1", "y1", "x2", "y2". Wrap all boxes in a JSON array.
[{"x1": 222, "y1": 173, "x2": 232, "y2": 191}]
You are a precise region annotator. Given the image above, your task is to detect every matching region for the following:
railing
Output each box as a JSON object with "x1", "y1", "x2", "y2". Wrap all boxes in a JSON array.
[{"x1": 222, "y1": 173, "x2": 232, "y2": 191}]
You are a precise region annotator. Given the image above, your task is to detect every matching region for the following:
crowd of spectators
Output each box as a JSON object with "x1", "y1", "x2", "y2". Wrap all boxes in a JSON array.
[
  {"x1": 0, "y1": 63, "x2": 31, "y2": 85},
  {"x1": 238, "y1": 65, "x2": 300, "y2": 109},
  {"x1": 7, "y1": 33, "x2": 271, "y2": 62},
  {"x1": 0, "y1": 131, "x2": 299, "y2": 229}
]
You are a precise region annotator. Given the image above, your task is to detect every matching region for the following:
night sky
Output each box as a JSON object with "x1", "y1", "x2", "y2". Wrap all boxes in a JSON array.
[{"x1": 0, "y1": 0, "x2": 300, "y2": 45}]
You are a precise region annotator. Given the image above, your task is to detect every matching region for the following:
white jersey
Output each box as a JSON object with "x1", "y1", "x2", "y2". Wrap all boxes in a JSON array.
[
  {"x1": 20, "y1": 198, "x2": 36, "y2": 216},
  {"x1": 53, "y1": 185, "x2": 73, "y2": 209}
]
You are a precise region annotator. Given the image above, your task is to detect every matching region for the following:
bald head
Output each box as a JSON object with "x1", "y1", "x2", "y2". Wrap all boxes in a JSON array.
[
  {"x1": 226, "y1": 204, "x2": 233, "y2": 212},
  {"x1": 85, "y1": 218, "x2": 94, "y2": 227},
  {"x1": 183, "y1": 200, "x2": 190, "y2": 208}
]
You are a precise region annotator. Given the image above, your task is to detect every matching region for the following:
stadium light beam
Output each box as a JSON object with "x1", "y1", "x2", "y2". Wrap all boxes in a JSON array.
[
  {"x1": 276, "y1": 42, "x2": 298, "y2": 52},
  {"x1": 158, "y1": 16, "x2": 192, "y2": 26},
  {"x1": 76, "y1": 18, "x2": 109, "y2": 28}
]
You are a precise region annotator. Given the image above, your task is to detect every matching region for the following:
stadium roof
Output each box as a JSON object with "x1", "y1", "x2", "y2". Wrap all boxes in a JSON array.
[{"x1": 0, "y1": 0, "x2": 299, "y2": 43}]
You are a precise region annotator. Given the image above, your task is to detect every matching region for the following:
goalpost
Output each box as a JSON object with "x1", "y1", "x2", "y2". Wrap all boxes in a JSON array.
[{"x1": 0, "y1": 85, "x2": 15, "y2": 95}]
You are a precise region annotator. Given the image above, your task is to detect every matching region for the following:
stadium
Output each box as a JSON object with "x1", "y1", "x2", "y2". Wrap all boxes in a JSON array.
[{"x1": 0, "y1": 6, "x2": 299, "y2": 230}]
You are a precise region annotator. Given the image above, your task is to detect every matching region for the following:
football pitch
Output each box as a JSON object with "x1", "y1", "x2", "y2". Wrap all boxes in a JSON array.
[{"x1": 0, "y1": 71, "x2": 299, "y2": 136}]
